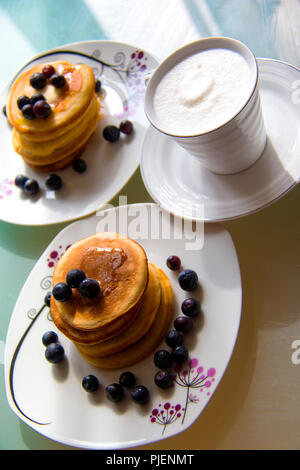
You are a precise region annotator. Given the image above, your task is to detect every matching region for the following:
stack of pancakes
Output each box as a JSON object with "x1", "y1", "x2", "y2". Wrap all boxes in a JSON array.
[
  {"x1": 50, "y1": 232, "x2": 174, "y2": 369},
  {"x1": 7, "y1": 60, "x2": 102, "y2": 171}
]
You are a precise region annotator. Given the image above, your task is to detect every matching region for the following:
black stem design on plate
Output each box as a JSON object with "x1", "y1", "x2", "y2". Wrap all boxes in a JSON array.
[
  {"x1": 10, "y1": 49, "x2": 131, "y2": 88},
  {"x1": 9, "y1": 304, "x2": 52, "y2": 426}
]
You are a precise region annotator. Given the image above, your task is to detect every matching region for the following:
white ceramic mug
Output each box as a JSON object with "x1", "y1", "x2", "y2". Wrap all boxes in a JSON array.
[{"x1": 144, "y1": 37, "x2": 266, "y2": 175}]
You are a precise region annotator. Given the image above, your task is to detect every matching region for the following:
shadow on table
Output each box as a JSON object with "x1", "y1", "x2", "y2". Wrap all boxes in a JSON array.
[{"x1": 0, "y1": 0, "x2": 108, "y2": 53}]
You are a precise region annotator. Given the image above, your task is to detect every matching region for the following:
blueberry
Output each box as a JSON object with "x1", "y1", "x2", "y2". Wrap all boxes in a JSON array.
[
  {"x1": 44, "y1": 291, "x2": 52, "y2": 307},
  {"x1": 50, "y1": 74, "x2": 66, "y2": 88},
  {"x1": 166, "y1": 255, "x2": 181, "y2": 271},
  {"x1": 42, "y1": 64, "x2": 56, "y2": 78},
  {"x1": 154, "y1": 349, "x2": 173, "y2": 369},
  {"x1": 14, "y1": 174, "x2": 28, "y2": 189},
  {"x1": 21, "y1": 104, "x2": 35, "y2": 120},
  {"x1": 23, "y1": 179, "x2": 40, "y2": 195},
  {"x1": 33, "y1": 100, "x2": 51, "y2": 119},
  {"x1": 52, "y1": 282, "x2": 72, "y2": 302},
  {"x1": 119, "y1": 371, "x2": 136, "y2": 388},
  {"x1": 130, "y1": 385, "x2": 149, "y2": 404},
  {"x1": 72, "y1": 158, "x2": 87, "y2": 173},
  {"x1": 66, "y1": 269, "x2": 86, "y2": 288},
  {"x1": 178, "y1": 269, "x2": 198, "y2": 291},
  {"x1": 103, "y1": 125, "x2": 120, "y2": 143},
  {"x1": 154, "y1": 370, "x2": 174, "y2": 389},
  {"x1": 45, "y1": 173, "x2": 62, "y2": 190},
  {"x1": 95, "y1": 79, "x2": 102, "y2": 93},
  {"x1": 105, "y1": 383, "x2": 124, "y2": 402},
  {"x1": 119, "y1": 120, "x2": 134, "y2": 135},
  {"x1": 181, "y1": 297, "x2": 201, "y2": 318},
  {"x1": 171, "y1": 345, "x2": 189, "y2": 364},
  {"x1": 30, "y1": 93, "x2": 46, "y2": 105},
  {"x1": 30, "y1": 72, "x2": 47, "y2": 90},
  {"x1": 82, "y1": 374, "x2": 99, "y2": 393},
  {"x1": 42, "y1": 330, "x2": 58, "y2": 346},
  {"x1": 17, "y1": 95, "x2": 31, "y2": 110},
  {"x1": 79, "y1": 278, "x2": 101, "y2": 299},
  {"x1": 45, "y1": 343, "x2": 64, "y2": 363},
  {"x1": 174, "y1": 316, "x2": 193, "y2": 334},
  {"x1": 165, "y1": 330, "x2": 183, "y2": 348}
]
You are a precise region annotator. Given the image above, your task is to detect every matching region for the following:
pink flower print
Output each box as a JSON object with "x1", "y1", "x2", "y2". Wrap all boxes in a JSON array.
[
  {"x1": 0, "y1": 178, "x2": 14, "y2": 199},
  {"x1": 150, "y1": 403, "x2": 184, "y2": 435}
]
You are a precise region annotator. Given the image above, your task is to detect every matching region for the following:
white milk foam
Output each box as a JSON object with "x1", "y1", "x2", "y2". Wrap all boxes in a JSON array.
[{"x1": 153, "y1": 48, "x2": 252, "y2": 136}]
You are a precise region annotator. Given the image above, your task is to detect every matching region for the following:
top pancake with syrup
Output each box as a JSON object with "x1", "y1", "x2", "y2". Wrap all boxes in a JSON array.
[
  {"x1": 7, "y1": 60, "x2": 96, "y2": 139},
  {"x1": 51, "y1": 232, "x2": 149, "y2": 332}
]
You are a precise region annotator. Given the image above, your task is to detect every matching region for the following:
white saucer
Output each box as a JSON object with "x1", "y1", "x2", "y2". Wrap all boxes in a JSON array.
[
  {"x1": 0, "y1": 41, "x2": 158, "y2": 226},
  {"x1": 141, "y1": 58, "x2": 300, "y2": 222}
]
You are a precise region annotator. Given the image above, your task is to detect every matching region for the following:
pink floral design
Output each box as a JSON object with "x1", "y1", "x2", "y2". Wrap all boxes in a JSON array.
[
  {"x1": 150, "y1": 359, "x2": 217, "y2": 433},
  {"x1": 0, "y1": 178, "x2": 14, "y2": 199},
  {"x1": 150, "y1": 403, "x2": 184, "y2": 435},
  {"x1": 47, "y1": 244, "x2": 72, "y2": 268},
  {"x1": 175, "y1": 358, "x2": 216, "y2": 424}
]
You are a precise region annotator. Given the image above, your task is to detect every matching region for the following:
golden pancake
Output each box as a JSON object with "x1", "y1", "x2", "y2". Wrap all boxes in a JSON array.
[
  {"x1": 78, "y1": 267, "x2": 174, "y2": 369},
  {"x1": 75, "y1": 262, "x2": 162, "y2": 357},
  {"x1": 7, "y1": 60, "x2": 103, "y2": 171},
  {"x1": 7, "y1": 61, "x2": 96, "y2": 137},
  {"x1": 51, "y1": 232, "x2": 149, "y2": 335},
  {"x1": 12, "y1": 94, "x2": 100, "y2": 165},
  {"x1": 50, "y1": 295, "x2": 143, "y2": 345}
]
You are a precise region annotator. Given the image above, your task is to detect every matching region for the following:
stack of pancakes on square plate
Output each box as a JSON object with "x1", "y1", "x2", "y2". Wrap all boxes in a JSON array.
[
  {"x1": 50, "y1": 232, "x2": 174, "y2": 369},
  {"x1": 7, "y1": 60, "x2": 103, "y2": 171}
]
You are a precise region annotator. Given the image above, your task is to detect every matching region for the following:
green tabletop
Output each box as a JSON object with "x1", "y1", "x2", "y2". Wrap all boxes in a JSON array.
[{"x1": 1, "y1": 0, "x2": 300, "y2": 450}]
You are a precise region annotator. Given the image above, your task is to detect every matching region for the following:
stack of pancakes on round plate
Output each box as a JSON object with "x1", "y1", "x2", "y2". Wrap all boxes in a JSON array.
[
  {"x1": 7, "y1": 60, "x2": 103, "y2": 171},
  {"x1": 50, "y1": 232, "x2": 174, "y2": 369}
]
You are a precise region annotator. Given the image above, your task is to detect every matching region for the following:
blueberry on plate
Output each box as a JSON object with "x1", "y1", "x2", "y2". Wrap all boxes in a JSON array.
[
  {"x1": 119, "y1": 120, "x2": 134, "y2": 135},
  {"x1": 2, "y1": 104, "x2": 7, "y2": 117},
  {"x1": 42, "y1": 330, "x2": 58, "y2": 347},
  {"x1": 45, "y1": 343, "x2": 64, "y2": 363},
  {"x1": 105, "y1": 383, "x2": 124, "y2": 402},
  {"x1": 50, "y1": 74, "x2": 66, "y2": 88},
  {"x1": 66, "y1": 269, "x2": 86, "y2": 288},
  {"x1": 178, "y1": 269, "x2": 198, "y2": 291},
  {"x1": 23, "y1": 179, "x2": 40, "y2": 195},
  {"x1": 154, "y1": 349, "x2": 173, "y2": 369},
  {"x1": 72, "y1": 158, "x2": 87, "y2": 173},
  {"x1": 30, "y1": 72, "x2": 47, "y2": 90},
  {"x1": 103, "y1": 125, "x2": 120, "y2": 143},
  {"x1": 21, "y1": 104, "x2": 35, "y2": 120},
  {"x1": 130, "y1": 385, "x2": 149, "y2": 404},
  {"x1": 119, "y1": 371, "x2": 136, "y2": 388},
  {"x1": 42, "y1": 64, "x2": 56, "y2": 78},
  {"x1": 154, "y1": 370, "x2": 174, "y2": 389},
  {"x1": 33, "y1": 100, "x2": 51, "y2": 119},
  {"x1": 30, "y1": 93, "x2": 46, "y2": 105},
  {"x1": 79, "y1": 278, "x2": 101, "y2": 299},
  {"x1": 166, "y1": 255, "x2": 181, "y2": 271},
  {"x1": 44, "y1": 291, "x2": 52, "y2": 307},
  {"x1": 165, "y1": 329, "x2": 183, "y2": 348},
  {"x1": 173, "y1": 316, "x2": 193, "y2": 334},
  {"x1": 14, "y1": 174, "x2": 28, "y2": 189},
  {"x1": 45, "y1": 173, "x2": 62, "y2": 190},
  {"x1": 17, "y1": 95, "x2": 31, "y2": 110},
  {"x1": 181, "y1": 297, "x2": 201, "y2": 318},
  {"x1": 52, "y1": 282, "x2": 72, "y2": 302},
  {"x1": 171, "y1": 345, "x2": 189, "y2": 364},
  {"x1": 95, "y1": 79, "x2": 102, "y2": 93},
  {"x1": 82, "y1": 374, "x2": 99, "y2": 393}
]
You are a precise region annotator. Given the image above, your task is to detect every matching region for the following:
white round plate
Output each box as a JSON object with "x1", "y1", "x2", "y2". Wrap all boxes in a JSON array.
[
  {"x1": 141, "y1": 58, "x2": 300, "y2": 222},
  {"x1": 0, "y1": 41, "x2": 158, "y2": 226},
  {"x1": 4, "y1": 204, "x2": 242, "y2": 450}
]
